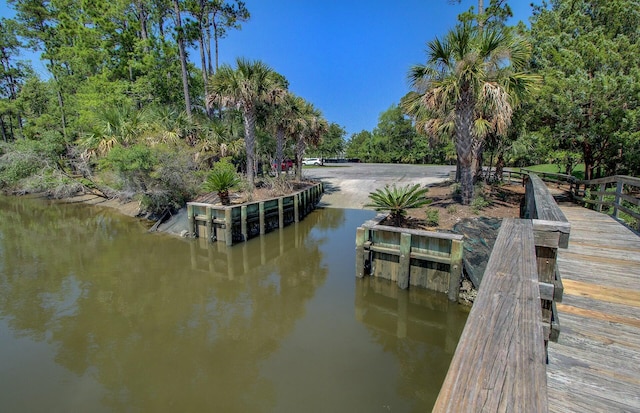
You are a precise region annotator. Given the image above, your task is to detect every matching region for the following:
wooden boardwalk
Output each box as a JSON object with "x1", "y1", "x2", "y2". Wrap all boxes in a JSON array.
[{"x1": 548, "y1": 204, "x2": 640, "y2": 412}]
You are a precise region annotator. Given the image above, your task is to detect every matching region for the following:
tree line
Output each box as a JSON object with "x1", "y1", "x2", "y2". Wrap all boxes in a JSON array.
[
  {"x1": 344, "y1": 0, "x2": 640, "y2": 203},
  {"x1": 1, "y1": 0, "x2": 639, "y2": 210},
  {"x1": 0, "y1": 0, "x2": 346, "y2": 215}
]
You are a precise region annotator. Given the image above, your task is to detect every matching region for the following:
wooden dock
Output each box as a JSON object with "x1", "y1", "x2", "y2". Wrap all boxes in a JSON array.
[{"x1": 547, "y1": 204, "x2": 640, "y2": 412}]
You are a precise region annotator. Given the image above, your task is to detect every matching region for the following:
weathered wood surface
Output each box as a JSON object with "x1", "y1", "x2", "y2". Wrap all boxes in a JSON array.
[
  {"x1": 356, "y1": 219, "x2": 464, "y2": 300},
  {"x1": 547, "y1": 205, "x2": 640, "y2": 412},
  {"x1": 433, "y1": 219, "x2": 548, "y2": 412}
]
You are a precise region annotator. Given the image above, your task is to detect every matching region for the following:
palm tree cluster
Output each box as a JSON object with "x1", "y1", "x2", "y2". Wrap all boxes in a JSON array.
[
  {"x1": 208, "y1": 57, "x2": 328, "y2": 189},
  {"x1": 403, "y1": 22, "x2": 539, "y2": 204}
]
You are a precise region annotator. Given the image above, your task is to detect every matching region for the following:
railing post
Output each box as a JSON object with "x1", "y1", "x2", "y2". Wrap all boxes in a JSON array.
[
  {"x1": 613, "y1": 179, "x2": 623, "y2": 219},
  {"x1": 597, "y1": 183, "x2": 606, "y2": 212}
]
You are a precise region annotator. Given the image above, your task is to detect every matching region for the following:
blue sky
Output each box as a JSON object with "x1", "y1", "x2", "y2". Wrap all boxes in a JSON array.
[{"x1": 1, "y1": 0, "x2": 537, "y2": 137}]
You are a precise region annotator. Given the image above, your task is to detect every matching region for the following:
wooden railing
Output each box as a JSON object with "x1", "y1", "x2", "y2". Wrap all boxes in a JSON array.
[
  {"x1": 433, "y1": 173, "x2": 569, "y2": 412},
  {"x1": 432, "y1": 218, "x2": 548, "y2": 411},
  {"x1": 517, "y1": 169, "x2": 640, "y2": 231},
  {"x1": 522, "y1": 173, "x2": 569, "y2": 343},
  {"x1": 571, "y1": 175, "x2": 640, "y2": 231}
]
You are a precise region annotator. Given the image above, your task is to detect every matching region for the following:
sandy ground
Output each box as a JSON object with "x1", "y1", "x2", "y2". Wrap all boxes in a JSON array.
[{"x1": 303, "y1": 163, "x2": 455, "y2": 209}]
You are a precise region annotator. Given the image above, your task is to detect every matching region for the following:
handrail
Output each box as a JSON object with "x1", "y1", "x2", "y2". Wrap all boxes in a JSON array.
[
  {"x1": 516, "y1": 170, "x2": 640, "y2": 230},
  {"x1": 571, "y1": 175, "x2": 640, "y2": 230},
  {"x1": 432, "y1": 219, "x2": 548, "y2": 412},
  {"x1": 434, "y1": 173, "x2": 569, "y2": 412}
]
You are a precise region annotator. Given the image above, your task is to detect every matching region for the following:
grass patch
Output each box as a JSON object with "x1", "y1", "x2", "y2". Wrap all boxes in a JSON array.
[{"x1": 524, "y1": 163, "x2": 585, "y2": 180}]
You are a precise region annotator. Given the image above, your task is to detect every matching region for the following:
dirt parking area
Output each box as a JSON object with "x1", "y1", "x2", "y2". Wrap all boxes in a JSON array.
[{"x1": 303, "y1": 163, "x2": 455, "y2": 209}]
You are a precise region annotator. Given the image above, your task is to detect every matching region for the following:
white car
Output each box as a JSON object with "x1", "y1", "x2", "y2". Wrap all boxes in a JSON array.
[{"x1": 303, "y1": 157, "x2": 323, "y2": 166}]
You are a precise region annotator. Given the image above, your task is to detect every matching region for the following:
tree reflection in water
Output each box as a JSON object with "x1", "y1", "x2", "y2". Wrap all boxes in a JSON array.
[
  {"x1": 0, "y1": 196, "x2": 467, "y2": 412},
  {"x1": 354, "y1": 276, "x2": 469, "y2": 408},
  {"x1": 0, "y1": 196, "x2": 333, "y2": 412}
]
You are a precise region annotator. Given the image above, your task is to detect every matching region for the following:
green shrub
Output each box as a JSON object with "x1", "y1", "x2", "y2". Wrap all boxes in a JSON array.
[
  {"x1": 101, "y1": 144, "x2": 155, "y2": 192},
  {"x1": 446, "y1": 205, "x2": 458, "y2": 214},
  {"x1": 203, "y1": 158, "x2": 241, "y2": 205},
  {"x1": 425, "y1": 207, "x2": 440, "y2": 227},
  {"x1": 143, "y1": 146, "x2": 200, "y2": 214},
  {"x1": 365, "y1": 183, "x2": 430, "y2": 226},
  {"x1": 0, "y1": 133, "x2": 66, "y2": 189},
  {"x1": 471, "y1": 194, "x2": 491, "y2": 214}
]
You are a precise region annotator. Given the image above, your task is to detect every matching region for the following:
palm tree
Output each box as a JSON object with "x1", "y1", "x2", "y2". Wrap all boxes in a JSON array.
[
  {"x1": 208, "y1": 58, "x2": 287, "y2": 188},
  {"x1": 292, "y1": 97, "x2": 328, "y2": 181},
  {"x1": 266, "y1": 92, "x2": 303, "y2": 178},
  {"x1": 79, "y1": 105, "x2": 150, "y2": 158},
  {"x1": 365, "y1": 184, "x2": 431, "y2": 227},
  {"x1": 408, "y1": 22, "x2": 539, "y2": 204}
]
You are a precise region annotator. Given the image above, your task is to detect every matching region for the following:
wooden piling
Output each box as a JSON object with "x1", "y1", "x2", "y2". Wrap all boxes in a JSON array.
[
  {"x1": 187, "y1": 204, "x2": 195, "y2": 236},
  {"x1": 448, "y1": 239, "x2": 463, "y2": 302},
  {"x1": 259, "y1": 201, "x2": 265, "y2": 235},
  {"x1": 355, "y1": 227, "x2": 367, "y2": 278},
  {"x1": 397, "y1": 232, "x2": 411, "y2": 289},
  {"x1": 205, "y1": 207, "x2": 213, "y2": 241},
  {"x1": 224, "y1": 208, "x2": 232, "y2": 246}
]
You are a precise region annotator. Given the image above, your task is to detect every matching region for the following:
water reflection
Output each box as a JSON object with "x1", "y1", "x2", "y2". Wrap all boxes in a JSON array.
[
  {"x1": 0, "y1": 197, "x2": 467, "y2": 412},
  {"x1": 355, "y1": 277, "x2": 468, "y2": 408},
  {"x1": 0, "y1": 196, "x2": 337, "y2": 412}
]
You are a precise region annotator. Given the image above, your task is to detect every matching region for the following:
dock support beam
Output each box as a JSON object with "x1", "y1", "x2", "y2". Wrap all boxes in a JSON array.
[
  {"x1": 259, "y1": 202, "x2": 265, "y2": 235},
  {"x1": 224, "y1": 208, "x2": 232, "y2": 246}
]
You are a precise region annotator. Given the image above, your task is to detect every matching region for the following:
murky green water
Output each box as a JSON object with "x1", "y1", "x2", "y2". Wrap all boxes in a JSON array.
[{"x1": 0, "y1": 195, "x2": 468, "y2": 412}]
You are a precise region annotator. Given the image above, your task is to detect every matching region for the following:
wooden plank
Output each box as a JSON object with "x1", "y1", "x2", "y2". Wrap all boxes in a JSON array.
[
  {"x1": 561, "y1": 279, "x2": 640, "y2": 309},
  {"x1": 547, "y1": 204, "x2": 640, "y2": 413},
  {"x1": 370, "y1": 224, "x2": 464, "y2": 240},
  {"x1": 397, "y1": 232, "x2": 411, "y2": 289},
  {"x1": 448, "y1": 240, "x2": 463, "y2": 302},
  {"x1": 433, "y1": 219, "x2": 548, "y2": 412}
]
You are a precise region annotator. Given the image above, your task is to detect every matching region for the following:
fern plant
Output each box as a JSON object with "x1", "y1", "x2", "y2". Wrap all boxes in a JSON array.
[
  {"x1": 365, "y1": 183, "x2": 430, "y2": 226},
  {"x1": 203, "y1": 158, "x2": 241, "y2": 205}
]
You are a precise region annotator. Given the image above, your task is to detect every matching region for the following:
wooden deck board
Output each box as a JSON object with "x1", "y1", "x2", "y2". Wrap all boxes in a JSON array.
[
  {"x1": 548, "y1": 205, "x2": 640, "y2": 413},
  {"x1": 433, "y1": 219, "x2": 548, "y2": 412}
]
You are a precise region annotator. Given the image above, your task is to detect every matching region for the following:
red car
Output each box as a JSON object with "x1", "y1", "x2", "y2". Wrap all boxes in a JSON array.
[{"x1": 272, "y1": 159, "x2": 293, "y2": 171}]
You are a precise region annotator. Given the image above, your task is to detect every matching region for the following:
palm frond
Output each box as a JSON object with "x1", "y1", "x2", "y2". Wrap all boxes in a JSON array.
[{"x1": 365, "y1": 184, "x2": 430, "y2": 225}]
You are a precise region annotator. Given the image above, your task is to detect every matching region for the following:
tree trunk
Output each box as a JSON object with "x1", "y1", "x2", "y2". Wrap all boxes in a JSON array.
[
  {"x1": 206, "y1": 16, "x2": 214, "y2": 74},
  {"x1": 295, "y1": 135, "x2": 306, "y2": 181},
  {"x1": 495, "y1": 152, "x2": 505, "y2": 180},
  {"x1": 198, "y1": 30, "x2": 211, "y2": 116},
  {"x1": 472, "y1": 138, "x2": 484, "y2": 183},
  {"x1": 172, "y1": 0, "x2": 192, "y2": 119},
  {"x1": 214, "y1": 25, "x2": 220, "y2": 70},
  {"x1": 488, "y1": 149, "x2": 495, "y2": 181},
  {"x1": 455, "y1": 91, "x2": 475, "y2": 205},
  {"x1": 48, "y1": 59, "x2": 68, "y2": 139},
  {"x1": 0, "y1": 115, "x2": 8, "y2": 142},
  {"x1": 276, "y1": 126, "x2": 285, "y2": 178},
  {"x1": 243, "y1": 106, "x2": 257, "y2": 189},
  {"x1": 583, "y1": 140, "x2": 593, "y2": 181}
]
